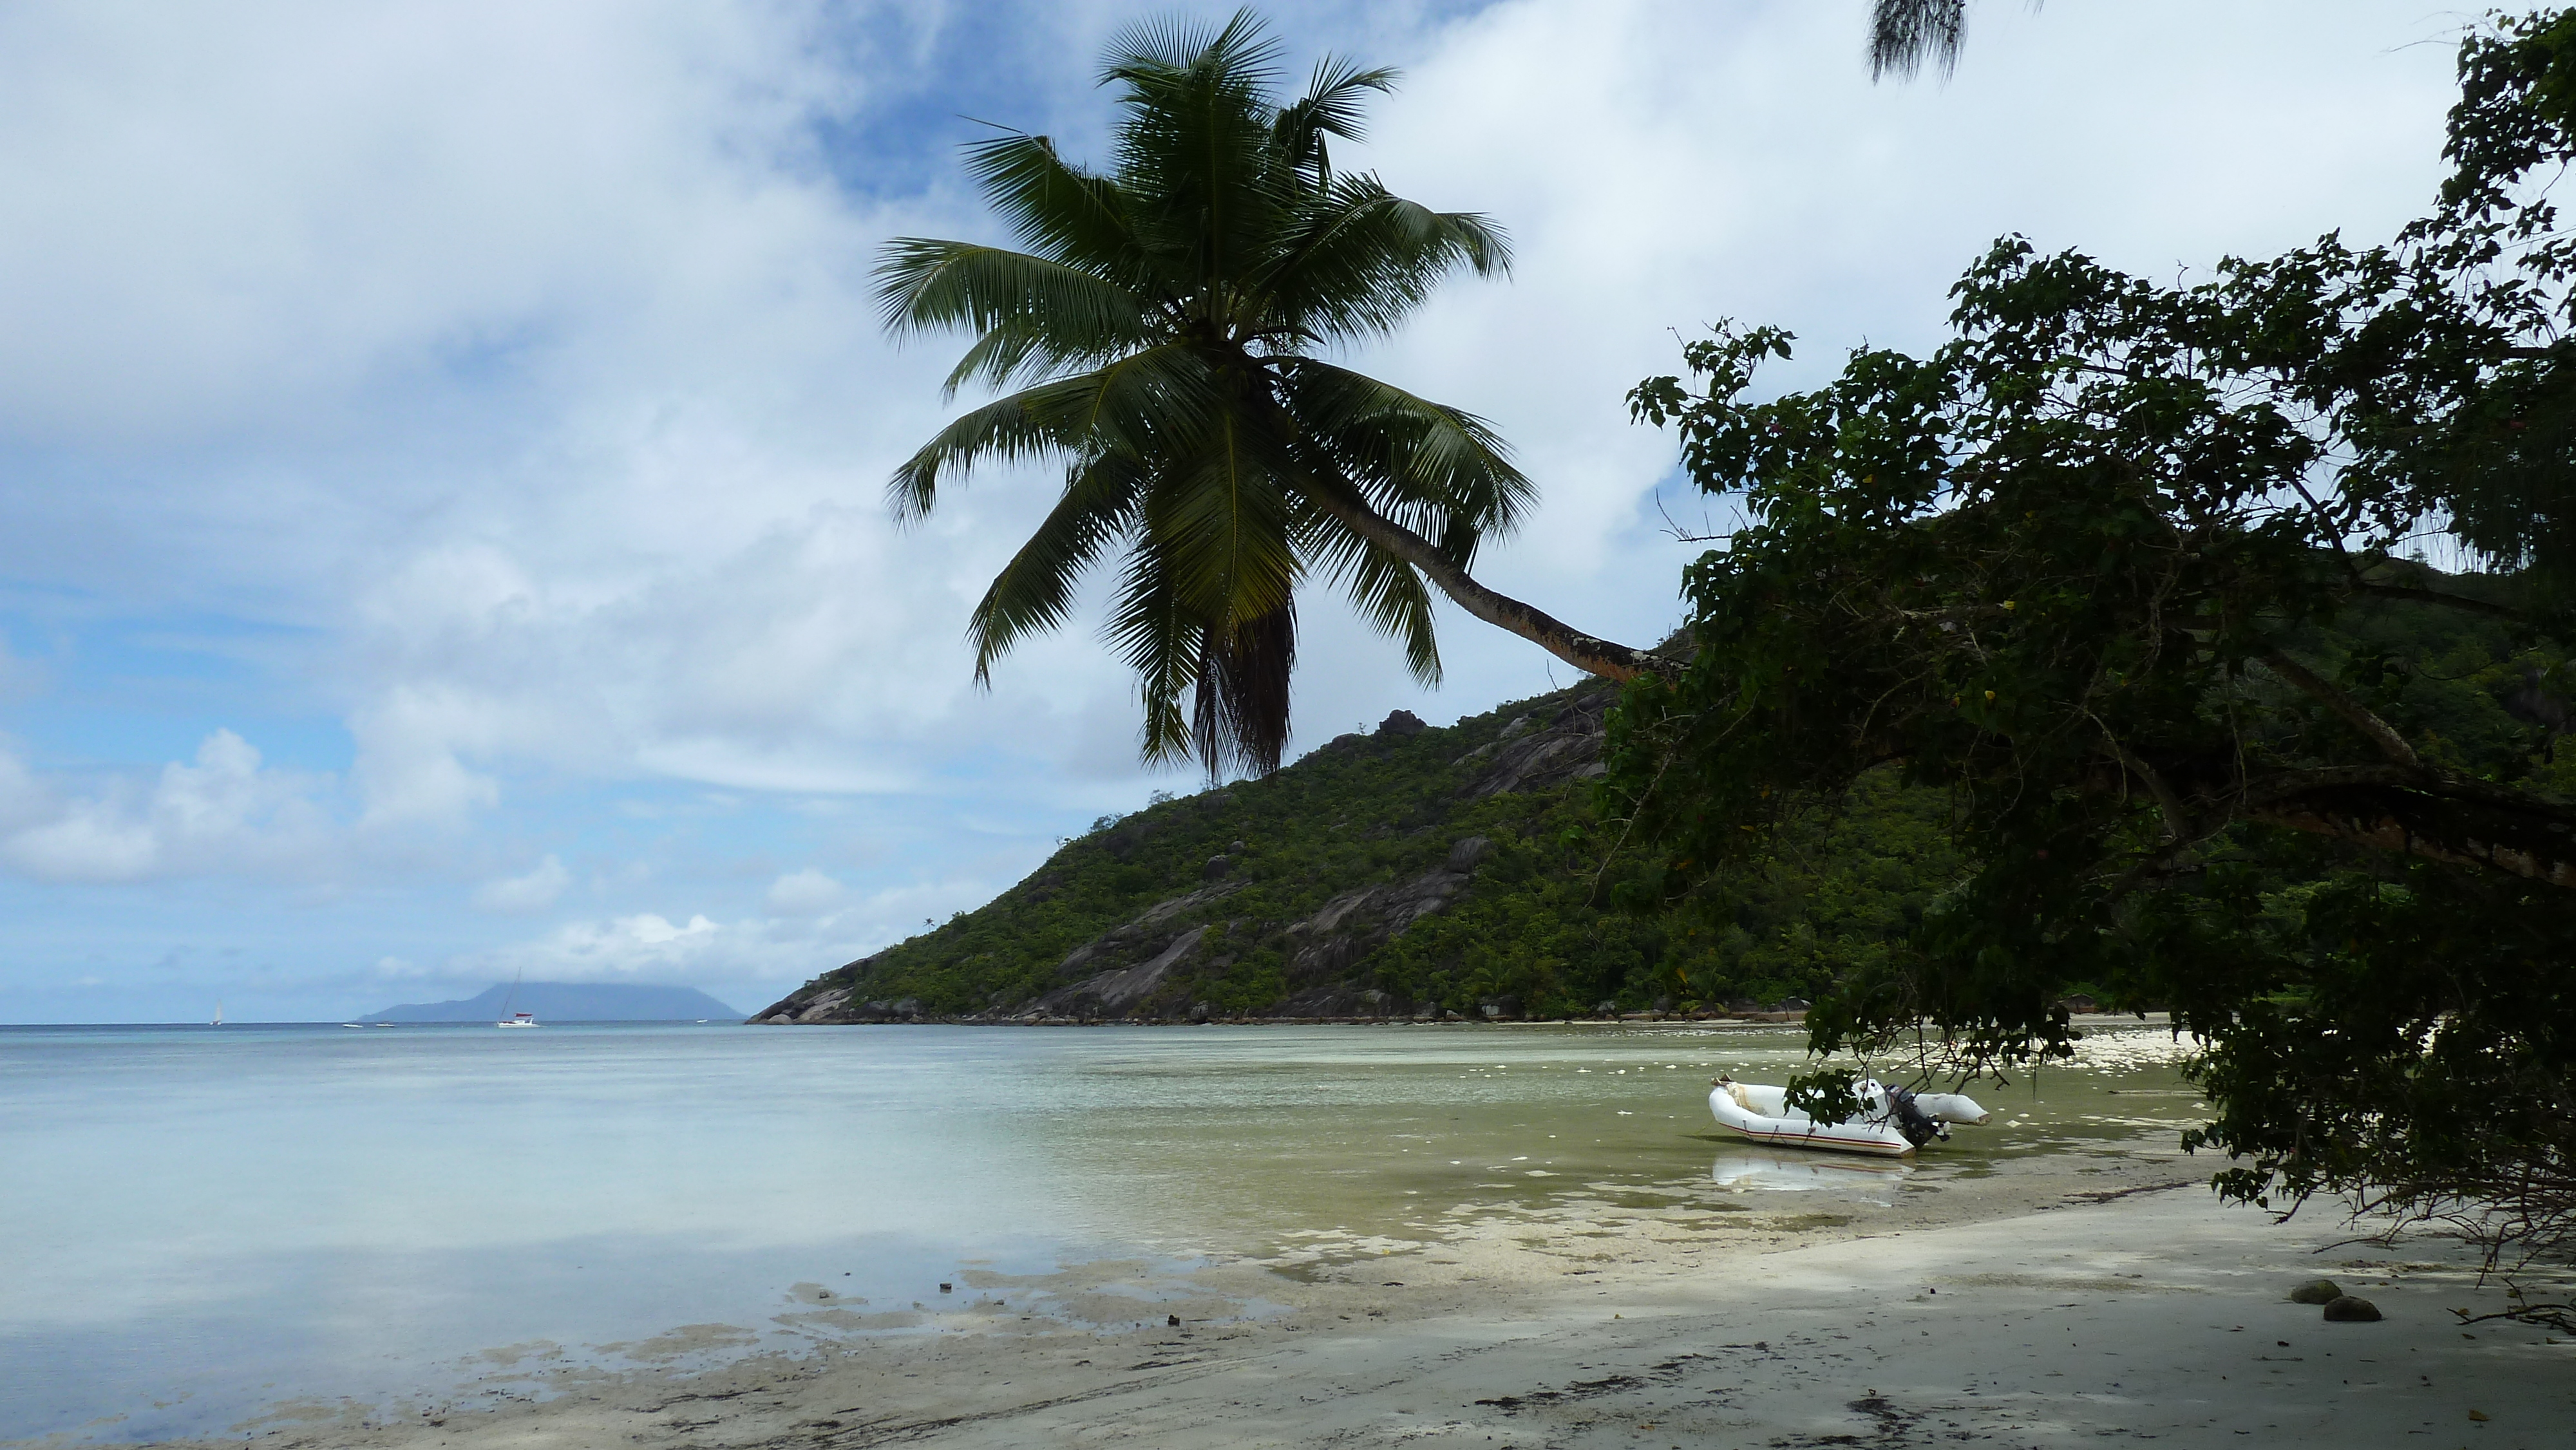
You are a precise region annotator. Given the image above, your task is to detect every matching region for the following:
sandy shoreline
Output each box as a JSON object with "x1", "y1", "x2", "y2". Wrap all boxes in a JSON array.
[{"x1": 138, "y1": 1135, "x2": 2576, "y2": 1450}]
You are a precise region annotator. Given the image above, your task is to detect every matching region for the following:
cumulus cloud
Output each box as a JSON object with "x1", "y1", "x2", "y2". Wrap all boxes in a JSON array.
[
  {"x1": 0, "y1": 730, "x2": 338, "y2": 884},
  {"x1": 427, "y1": 863, "x2": 1007, "y2": 1006},
  {"x1": 473, "y1": 854, "x2": 571, "y2": 912},
  {"x1": 459, "y1": 911, "x2": 815, "y2": 986}
]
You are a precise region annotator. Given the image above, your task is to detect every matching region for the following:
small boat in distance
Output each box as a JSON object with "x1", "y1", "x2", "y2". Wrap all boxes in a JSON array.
[
  {"x1": 211, "y1": 1001, "x2": 223, "y2": 1026},
  {"x1": 495, "y1": 968, "x2": 540, "y2": 1028}
]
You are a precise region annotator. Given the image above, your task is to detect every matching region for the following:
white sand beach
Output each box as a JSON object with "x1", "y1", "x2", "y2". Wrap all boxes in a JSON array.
[{"x1": 186, "y1": 1147, "x2": 2576, "y2": 1450}]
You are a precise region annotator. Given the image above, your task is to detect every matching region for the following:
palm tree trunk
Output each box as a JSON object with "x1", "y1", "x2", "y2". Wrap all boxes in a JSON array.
[{"x1": 1302, "y1": 487, "x2": 1673, "y2": 682}]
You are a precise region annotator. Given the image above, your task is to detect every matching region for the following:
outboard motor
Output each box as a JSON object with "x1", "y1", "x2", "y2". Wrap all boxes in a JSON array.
[{"x1": 1888, "y1": 1086, "x2": 1947, "y2": 1148}]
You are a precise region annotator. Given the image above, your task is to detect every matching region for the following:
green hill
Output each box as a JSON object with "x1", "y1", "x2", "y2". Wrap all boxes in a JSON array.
[{"x1": 752, "y1": 681, "x2": 1967, "y2": 1024}]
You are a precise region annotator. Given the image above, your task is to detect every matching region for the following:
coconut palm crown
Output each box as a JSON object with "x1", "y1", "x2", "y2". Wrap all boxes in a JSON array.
[{"x1": 877, "y1": 10, "x2": 1658, "y2": 778}]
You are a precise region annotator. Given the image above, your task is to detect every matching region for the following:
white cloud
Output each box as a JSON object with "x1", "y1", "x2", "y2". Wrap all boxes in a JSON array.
[
  {"x1": 764, "y1": 867, "x2": 845, "y2": 916},
  {"x1": 461, "y1": 911, "x2": 807, "y2": 984},
  {"x1": 0, "y1": 0, "x2": 869, "y2": 447},
  {"x1": 0, "y1": 730, "x2": 339, "y2": 884},
  {"x1": 436, "y1": 862, "x2": 1010, "y2": 1006},
  {"x1": 473, "y1": 854, "x2": 570, "y2": 913}
]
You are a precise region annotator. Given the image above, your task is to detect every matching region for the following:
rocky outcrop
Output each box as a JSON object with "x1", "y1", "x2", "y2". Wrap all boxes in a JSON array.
[
  {"x1": 1033, "y1": 923, "x2": 1210, "y2": 1017},
  {"x1": 1376, "y1": 709, "x2": 1428, "y2": 739},
  {"x1": 1453, "y1": 690, "x2": 1611, "y2": 799},
  {"x1": 1270, "y1": 834, "x2": 1494, "y2": 1014},
  {"x1": 754, "y1": 982, "x2": 922, "y2": 1025}
]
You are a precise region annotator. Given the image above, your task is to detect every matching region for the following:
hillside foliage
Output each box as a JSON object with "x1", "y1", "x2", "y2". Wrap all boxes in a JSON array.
[{"x1": 777, "y1": 692, "x2": 1964, "y2": 1021}]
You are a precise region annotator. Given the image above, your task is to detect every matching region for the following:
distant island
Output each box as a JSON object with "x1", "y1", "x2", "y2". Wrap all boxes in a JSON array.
[{"x1": 366, "y1": 982, "x2": 744, "y2": 1022}]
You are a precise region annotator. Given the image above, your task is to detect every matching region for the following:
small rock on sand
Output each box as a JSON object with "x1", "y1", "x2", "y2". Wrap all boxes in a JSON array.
[
  {"x1": 2322, "y1": 1295, "x2": 2383, "y2": 1323},
  {"x1": 2289, "y1": 1278, "x2": 2343, "y2": 1304}
]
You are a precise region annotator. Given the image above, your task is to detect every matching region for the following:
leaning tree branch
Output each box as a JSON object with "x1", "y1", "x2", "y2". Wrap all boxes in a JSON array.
[
  {"x1": 2259, "y1": 650, "x2": 2427, "y2": 773},
  {"x1": 1300, "y1": 471, "x2": 1676, "y2": 682},
  {"x1": 2244, "y1": 775, "x2": 2576, "y2": 890}
]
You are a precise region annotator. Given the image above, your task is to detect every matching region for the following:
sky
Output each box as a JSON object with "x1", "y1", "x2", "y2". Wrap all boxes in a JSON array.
[{"x1": 0, "y1": 0, "x2": 2478, "y2": 1022}]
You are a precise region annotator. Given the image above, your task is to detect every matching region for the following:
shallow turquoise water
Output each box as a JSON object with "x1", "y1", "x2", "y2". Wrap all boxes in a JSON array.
[{"x1": 0, "y1": 1020, "x2": 2196, "y2": 1443}]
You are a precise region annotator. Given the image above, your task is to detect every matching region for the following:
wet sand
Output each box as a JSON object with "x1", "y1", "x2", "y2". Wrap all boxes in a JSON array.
[{"x1": 159, "y1": 1144, "x2": 2576, "y2": 1449}]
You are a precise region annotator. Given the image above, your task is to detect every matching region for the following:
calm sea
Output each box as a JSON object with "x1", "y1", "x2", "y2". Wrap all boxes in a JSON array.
[{"x1": 0, "y1": 1020, "x2": 2193, "y2": 1444}]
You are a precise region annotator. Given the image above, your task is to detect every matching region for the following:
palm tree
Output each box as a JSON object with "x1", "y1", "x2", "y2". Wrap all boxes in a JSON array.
[{"x1": 876, "y1": 10, "x2": 1662, "y2": 778}]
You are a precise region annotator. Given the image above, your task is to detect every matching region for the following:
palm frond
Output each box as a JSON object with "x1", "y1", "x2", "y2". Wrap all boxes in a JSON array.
[
  {"x1": 874, "y1": 240, "x2": 1149, "y2": 389},
  {"x1": 1102, "y1": 545, "x2": 1202, "y2": 766},
  {"x1": 934, "y1": 323, "x2": 1051, "y2": 401},
  {"x1": 1870, "y1": 0, "x2": 1967, "y2": 81},
  {"x1": 1272, "y1": 56, "x2": 1399, "y2": 186},
  {"x1": 1100, "y1": 7, "x2": 1282, "y2": 96},
  {"x1": 1301, "y1": 512, "x2": 1441, "y2": 687},
  {"x1": 956, "y1": 133, "x2": 1146, "y2": 279},
  {"x1": 1274, "y1": 358, "x2": 1535, "y2": 542},
  {"x1": 887, "y1": 389, "x2": 1081, "y2": 522},
  {"x1": 1252, "y1": 174, "x2": 1509, "y2": 343},
  {"x1": 968, "y1": 454, "x2": 1144, "y2": 683},
  {"x1": 1192, "y1": 599, "x2": 1296, "y2": 777},
  {"x1": 889, "y1": 344, "x2": 1227, "y2": 519},
  {"x1": 1017, "y1": 344, "x2": 1222, "y2": 461}
]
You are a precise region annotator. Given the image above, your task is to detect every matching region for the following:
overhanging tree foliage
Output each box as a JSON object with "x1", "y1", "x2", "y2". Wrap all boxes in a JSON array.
[{"x1": 1609, "y1": 8, "x2": 2576, "y2": 1304}]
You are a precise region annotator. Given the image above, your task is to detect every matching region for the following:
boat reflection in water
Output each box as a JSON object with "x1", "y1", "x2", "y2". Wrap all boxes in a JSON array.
[{"x1": 1711, "y1": 1147, "x2": 1910, "y2": 1205}]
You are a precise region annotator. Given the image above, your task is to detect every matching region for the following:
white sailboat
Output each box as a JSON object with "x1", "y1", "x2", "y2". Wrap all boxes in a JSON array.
[
  {"x1": 211, "y1": 1001, "x2": 223, "y2": 1026},
  {"x1": 495, "y1": 968, "x2": 540, "y2": 1028}
]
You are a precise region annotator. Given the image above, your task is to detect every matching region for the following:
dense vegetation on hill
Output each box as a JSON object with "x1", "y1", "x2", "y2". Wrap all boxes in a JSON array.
[
  {"x1": 755, "y1": 686, "x2": 1967, "y2": 1023},
  {"x1": 757, "y1": 574, "x2": 2544, "y2": 1029}
]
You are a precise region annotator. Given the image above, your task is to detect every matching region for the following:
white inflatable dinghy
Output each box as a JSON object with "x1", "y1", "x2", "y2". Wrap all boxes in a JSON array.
[{"x1": 1707, "y1": 1076, "x2": 1989, "y2": 1157}]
